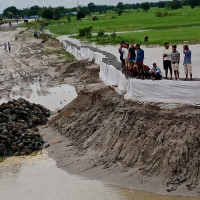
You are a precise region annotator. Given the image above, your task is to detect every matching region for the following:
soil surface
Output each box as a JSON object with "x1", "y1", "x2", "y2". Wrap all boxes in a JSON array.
[{"x1": 1, "y1": 27, "x2": 200, "y2": 197}]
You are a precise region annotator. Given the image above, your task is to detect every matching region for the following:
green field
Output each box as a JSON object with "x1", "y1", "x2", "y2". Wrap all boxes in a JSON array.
[{"x1": 32, "y1": 6, "x2": 200, "y2": 45}]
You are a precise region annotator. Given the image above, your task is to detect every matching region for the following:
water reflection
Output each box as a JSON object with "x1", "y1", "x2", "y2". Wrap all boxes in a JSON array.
[
  {"x1": 0, "y1": 152, "x2": 199, "y2": 200},
  {"x1": 0, "y1": 152, "x2": 123, "y2": 200}
]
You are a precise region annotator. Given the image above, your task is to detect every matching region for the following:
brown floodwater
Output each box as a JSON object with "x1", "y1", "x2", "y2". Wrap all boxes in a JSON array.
[{"x1": 0, "y1": 151, "x2": 199, "y2": 200}]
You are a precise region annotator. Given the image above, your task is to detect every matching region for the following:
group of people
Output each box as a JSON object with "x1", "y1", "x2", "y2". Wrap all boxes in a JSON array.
[
  {"x1": 4, "y1": 42, "x2": 11, "y2": 53},
  {"x1": 119, "y1": 41, "x2": 192, "y2": 81}
]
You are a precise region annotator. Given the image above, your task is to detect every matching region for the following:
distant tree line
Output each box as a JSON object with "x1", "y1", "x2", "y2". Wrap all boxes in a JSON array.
[{"x1": 1, "y1": 0, "x2": 200, "y2": 20}]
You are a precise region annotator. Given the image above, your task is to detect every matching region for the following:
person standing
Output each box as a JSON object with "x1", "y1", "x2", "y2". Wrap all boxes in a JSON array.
[
  {"x1": 162, "y1": 42, "x2": 172, "y2": 79},
  {"x1": 119, "y1": 42, "x2": 125, "y2": 72},
  {"x1": 136, "y1": 44, "x2": 144, "y2": 78},
  {"x1": 171, "y1": 45, "x2": 180, "y2": 80},
  {"x1": 183, "y1": 45, "x2": 192, "y2": 81},
  {"x1": 123, "y1": 43, "x2": 129, "y2": 71},
  {"x1": 128, "y1": 42, "x2": 136, "y2": 67},
  {"x1": 8, "y1": 42, "x2": 11, "y2": 52}
]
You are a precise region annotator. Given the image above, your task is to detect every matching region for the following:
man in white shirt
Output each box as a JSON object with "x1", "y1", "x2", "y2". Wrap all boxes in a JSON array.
[
  {"x1": 162, "y1": 42, "x2": 172, "y2": 79},
  {"x1": 122, "y1": 43, "x2": 129, "y2": 72}
]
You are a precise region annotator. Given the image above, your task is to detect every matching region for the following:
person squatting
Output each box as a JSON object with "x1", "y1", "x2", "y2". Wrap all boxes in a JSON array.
[{"x1": 119, "y1": 41, "x2": 192, "y2": 81}]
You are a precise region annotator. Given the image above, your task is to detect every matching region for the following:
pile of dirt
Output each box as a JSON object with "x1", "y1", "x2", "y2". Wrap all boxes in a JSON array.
[{"x1": 48, "y1": 61, "x2": 200, "y2": 195}]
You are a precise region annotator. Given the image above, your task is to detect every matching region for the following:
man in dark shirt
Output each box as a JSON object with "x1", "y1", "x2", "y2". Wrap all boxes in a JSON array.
[
  {"x1": 128, "y1": 42, "x2": 136, "y2": 67},
  {"x1": 119, "y1": 41, "x2": 125, "y2": 72}
]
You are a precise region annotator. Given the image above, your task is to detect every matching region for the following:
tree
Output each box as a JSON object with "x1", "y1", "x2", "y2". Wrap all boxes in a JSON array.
[
  {"x1": 170, "y1": 0, "x2": 182, "y2": 9},
  {"x1": 3, "y1": 6, "x2": 19, "y2": 18},
  {"x1": 28, "y1": 5, "x2": 41, "y2": 16},
  {"x1": 88, "y1": 3, "x2": 96, "y2": 13},
  {"x1": 158, "y1": 1, "x2": 166, "y2": 8},
  {"x1": 77, "y1": 10, "x2": 86, "y2": 20},
  {"x1": 116, "y1": 2, "x2": 124, "y2": 10},
  {"x1": 53, "y1": 8, "x2": 62, "y2": 20},
  {"x1": 67, "y1": 15, "x2": 71, "y2": 24},
  {"x1": 165, "y1": 2, "x2": 171, "y2": 10},
  {"x1": 188, "y1": 0, "x2": 200, "y2": 8},
  {"x1": 117, "y1": 9, "x2": 123, "y2": 16},
  {"x1": 41, "y1": 8, "x2": 54, "y2": 19},
  {"x1": 141, "y1": 2, "x2": 150, "y2": 12}
]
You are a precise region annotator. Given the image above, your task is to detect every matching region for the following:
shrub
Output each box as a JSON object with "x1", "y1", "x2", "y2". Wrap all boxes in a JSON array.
[
  {"x1": 155, "y1": 11, "x2": 169, "y2": 17},
  {"x1": 155, "y1": 12, "x2": 162, "y2": 17},
  {"x1": 92, "y1": 16, "x2": 99, "y2": 21},
  {"x1": 78, "y1": 26, "x2": 93, "y2": 37},
  {"x1": 98, "y1": 30, "x2": 105, "y2": 37}
]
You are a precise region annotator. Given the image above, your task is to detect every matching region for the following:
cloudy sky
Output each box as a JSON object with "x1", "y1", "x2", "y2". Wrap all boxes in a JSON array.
[{"x1": 0, "y1": 0, "x2": 157, "y2": 13}]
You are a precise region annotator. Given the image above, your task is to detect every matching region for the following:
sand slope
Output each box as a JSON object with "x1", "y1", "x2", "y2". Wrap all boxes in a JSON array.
[{"x1": 40, "y1": 58, "x2": 200, "y2": 196}]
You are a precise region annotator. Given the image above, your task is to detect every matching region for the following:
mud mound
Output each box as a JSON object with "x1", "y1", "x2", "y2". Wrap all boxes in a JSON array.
[{"x1": 50, "y1": 83, "x2": 200, "y2": 193}]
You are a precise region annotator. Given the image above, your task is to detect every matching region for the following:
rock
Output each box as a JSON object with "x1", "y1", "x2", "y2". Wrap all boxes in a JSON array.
[
  {"x1": 21, "y1": 148, "x2": 32, "y2": 154},
  {"x1": 33, "y1": 127, "x2": 39, "y2": 132},
  {"x1": 44, "y1": 144, "x2": 50, "y2": 148},
  {"x1": 3, "y1": 109, "x2": 10, "y2": 115},
  {"x1": 0, "y1": 98, "x2": 50, "y2": 157},
  {"x1": 8, "y1": 150, "x2": 14, "y2": 156},
  {"x1": 18, "y1": 142, "x2": 24, "y2": 149},
  {"x1": 179, "y1": 177, "x2": 187, "y2": 183},
  {"x1": 11, "y1": 145, "x2": 20, "y2": 152},
  {"x1": 20, "y1": 152, "x2": 26, "y2": 156},
  {"x1": 7, "y1": 138, "x2": 12, "y2": 145},
  {"x1": 13, "y1": 152, "x2": 20, "y2": 156},
  {"x1": 0, "y1": 143, "x2": 6, "y2": 155}
]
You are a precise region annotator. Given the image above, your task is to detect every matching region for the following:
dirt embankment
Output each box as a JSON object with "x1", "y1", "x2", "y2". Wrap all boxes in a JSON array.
[{"x1": 40, "y1": 57, "x2": 200, "y2": 196}]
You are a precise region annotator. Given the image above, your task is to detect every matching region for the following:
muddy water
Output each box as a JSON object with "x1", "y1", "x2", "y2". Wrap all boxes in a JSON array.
[
  {"x1": 0, "y1": 152, "x2": 199, "y2": 200},
  {"x1": 0, "y1": 152, "x2": 122, "y2": 200},
  {"x1": 0, "y1": 77, "x2": 77, "y2": 112}
]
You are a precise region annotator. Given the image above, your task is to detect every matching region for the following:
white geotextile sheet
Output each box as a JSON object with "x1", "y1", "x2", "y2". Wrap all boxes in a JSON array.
[
  {"x1": 63, "y1": 42, "x2": 200, "y2": 106},
  {"x1": 125, "y1": 79, "x2": 200, "y2": 105}
]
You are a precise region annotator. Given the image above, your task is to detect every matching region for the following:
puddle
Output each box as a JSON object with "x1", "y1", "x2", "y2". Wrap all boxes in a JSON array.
[
  {"x1": 0, "y1": 77, "x2": 77, "y2": 112},
  {"x1": 0, "y1": 151, "x2": 123, "y2": 200},
  {"x1": 0, "y1": 152, "x2": 199, "y2": 200}
]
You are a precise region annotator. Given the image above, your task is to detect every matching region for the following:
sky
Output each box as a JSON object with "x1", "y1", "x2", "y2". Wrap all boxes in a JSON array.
[{"x1": 0, "y1": 0, "x2": 158, "y2": 13}]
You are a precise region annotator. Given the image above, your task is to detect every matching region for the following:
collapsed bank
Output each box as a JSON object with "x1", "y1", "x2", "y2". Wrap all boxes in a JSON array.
[{"x1": 39, "y1": 37, "x2": 200, "y2": 196}]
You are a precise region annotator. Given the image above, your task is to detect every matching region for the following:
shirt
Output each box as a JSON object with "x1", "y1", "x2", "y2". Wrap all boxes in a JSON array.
[
  {"x1": 183, "y1": 50, "x2": 191, "y2": 64},
  {"x1": 136, "y1": 49, "x2": 144, "y2": 62},
  {"x1": 129, "y1": 47, "x2": 136, "y2": 59},
  {"x1": 144, "y1": 65, "x2": 150, "y2": 71},
  {"x1": 171, "y1": 51, "x2": 180, "y2": 64},
  {"x1": 119, "y1": 49, "x2": 123, "y2": 61},
  {"x1": 150, "y1": 66, "x2": 162, "y2": 76},
  {"x1": 163, "y1": 48, "x2": 171, "y2": 61},
  {"x1": 122, "y1": 48, "x2": 129, "y2": 60}
]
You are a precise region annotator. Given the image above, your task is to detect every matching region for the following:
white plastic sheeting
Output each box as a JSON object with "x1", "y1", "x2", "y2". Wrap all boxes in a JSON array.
[{"x1": 61, "y1": 40, "x2": 200, "y2": 107}]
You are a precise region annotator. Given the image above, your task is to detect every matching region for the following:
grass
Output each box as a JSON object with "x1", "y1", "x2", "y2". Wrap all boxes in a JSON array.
[
  {"x1": 30, "y1": 151, "x2": 39, "y2": 156},
  {"x1": 43, "y1": 6, "x2": 200, "y2": 45},
  {"x1": 47, "y1": 7, "x2": 200, "y2": 33},
  {"x1": 20, "y1": 19, "x2": 49, "y2": 30},
  {"x1": 0, "y1": 157, "x2": 5, "y2": 163},
  {"x1": 42, "y1": 48, "x2": 75, "y2": 60}
]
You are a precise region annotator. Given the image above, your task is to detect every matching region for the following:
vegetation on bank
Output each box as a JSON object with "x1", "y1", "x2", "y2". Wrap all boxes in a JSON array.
[
  {"x1": 0, "y1": 157, "x2": 5, "y2": 163},
  {"x1": 42, "y1": 48, "x2": 75, "y2": 61}
]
